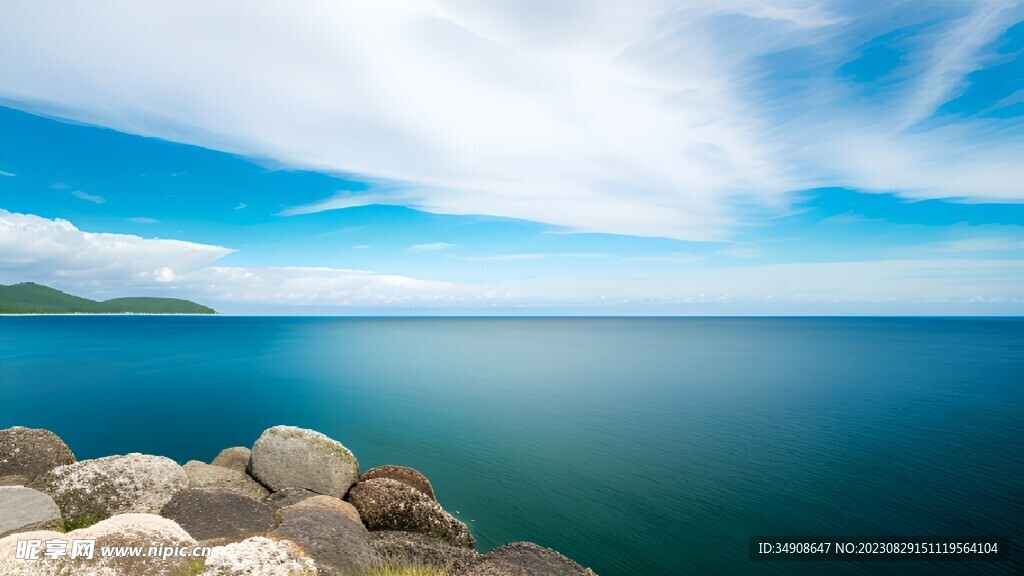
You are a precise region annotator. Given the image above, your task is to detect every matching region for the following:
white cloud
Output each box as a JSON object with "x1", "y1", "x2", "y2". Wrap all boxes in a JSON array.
[
  {"x1": 0, "y1": 210, "x2": 480, "y2": 306},
  {"x1": 179, "y1": 266, "x2": 477, "y2": 306},
  {"x1": 71, "y1": 190, "x2": 106, "y2": 204},
  {"x1": 409, "y1": 242, "x2": 455, "y2": 253},
  {"x1": 50, "y1": 182, "x2": 70, "y2": 189},
  {"x1": 0, "y1": 0, "x2": 835, "y2": 241},
  {"x1": 496, "y1": 258, "x2": 1024, "y2": 310},
  {"x1": 128, "y1": 216, "x2": 161, "y2": 224},
  {"x1": 0, "y1": 210, "x2": 233, "y2": 283},
  {"x1": 0, "y1": 170, "x2": 15, "y2": 177},
  {"x1": 0, "y1": 1, "x2": 1021, "y2": 243},
  {"x1": 454, "y1": 252, "x2": 610, "y2": 261},
  {"x1": 233, "y1": 203, "x2": 247, "y2": 210},
  {"x1": 351, "y1": 245, "x2": 370, "y2": 250}
]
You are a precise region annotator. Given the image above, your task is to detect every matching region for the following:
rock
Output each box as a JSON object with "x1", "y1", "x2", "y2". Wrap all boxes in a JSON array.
[
  {"x1": 161, "y1": 489, "x2": 274, "y2": 545},
  {"x1": 0, "y1": 513, "x2": 200, "y2": 575},
  {"x1": 266, "y1": 487, "x2": 319, "y2": 513},
  {"x1": 28, "y1": 453, "x2": 187, "y2": 525},
  {"x1": 0, "y1": 426, "x2": 76, "y2": 485},
  {"x1": 0, "y1": 486, "x2": 62, "y2": 537},
  {"x1": 371, "y1": 530, "x2": 480, "y2": 573},
  {"x1": 200, "y1": 536, "x2": 317, "y2": 576},
  {"x1": 284, "y1": 495, "x2": 362, "y2": 526},
  {"x1": 249, "y1": 426, "x2": 359, "y2": 498},
  {"x1": 347, "y1": 478, "x2": 475, "y2": 549},
  {"x1": 360, "y1": 465, "x2": 437, "y2": 501},
  {"x1": 270, "y1": 497, "x2": 376, "y2": 576},
  {"x1": 210, "y1": 447, "x2": 251, "y2": 473},
  {"x1": 461, "y1": 542, "x2": 598, "y2": 576},
  {"x1": 184, "y1": 460, "x2": 269, "y2": 501}
]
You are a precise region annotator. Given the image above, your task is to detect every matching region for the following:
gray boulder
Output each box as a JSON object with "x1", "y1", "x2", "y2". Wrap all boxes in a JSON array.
[
  {"x1": 371, "y1": 530, "x2": 480, "y2": 573},
  {"x1": 360, "y1": 465, "x2": 437, "y2": 501},
  {"x1": 461, "y1": 542, "x2": 598, "y2": 576},
  {"x1": 200, "y1": 536, "x2": 317, "y2": 576},
  {"x1": 284, "y1": 495, "x2": 362, "y2": 526},
  {"x1": 0, "y1": 486, "x2": 62, "y2": 537},
  {"x1": 161, "y1": 488, "x2": 274, "y2": 545},
  {"x1": 28, "y1": 453, "x2": 187, "y2": 525},
  {"x1": 249, "y1": 426, "x2": 359, "y2": 498},
  {"x1": 0, "y1": 513, "x2": 199, "y2": 576},
  {"x1": 184, "y1": 460, "x2": 269, "y2": 501},
  {"x1": 266, "y1": 487, "x2": 319, "y2": 513},
  {"x1": 210, "y1": 447, "x2": 251, "y2": 474},
  {"x1": 0, "y1": 427, "x2": 76, "y2": 485},
  {"x1": 270, "y1": 498, "x2": 376, "y2": 575},
  {"x1": 347, "y1": 478, "x2": 475, "y2": 549}
]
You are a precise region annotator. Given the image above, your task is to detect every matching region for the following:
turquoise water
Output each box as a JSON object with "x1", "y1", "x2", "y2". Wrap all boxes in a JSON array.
[{"x1": 1, "y1": 317, "x2": 1021, "y2": 575}]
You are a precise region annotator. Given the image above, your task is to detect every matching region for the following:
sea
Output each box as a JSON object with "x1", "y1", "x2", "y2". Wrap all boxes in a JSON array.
[{"x1": 1, "y1": 316, "x2": 1021, "y2": 575}]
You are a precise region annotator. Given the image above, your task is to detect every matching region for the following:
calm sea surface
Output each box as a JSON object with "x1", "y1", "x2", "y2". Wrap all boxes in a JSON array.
[{"x1": 1, "y1": 317, "x2": 1021, "y2": 575}]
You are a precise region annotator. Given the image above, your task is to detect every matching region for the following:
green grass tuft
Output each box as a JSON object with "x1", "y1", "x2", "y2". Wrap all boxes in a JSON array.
[
  {"x1": 365, "y1": 565, "x2": 448, "y2": 576},
  {"x1": 59, "y1": 516, "x2": 102, "y2": 532}
]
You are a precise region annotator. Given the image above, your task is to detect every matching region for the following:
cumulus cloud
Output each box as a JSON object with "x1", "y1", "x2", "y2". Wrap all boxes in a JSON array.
[
  {"x1": 0, "y1": 209, "x2": 232, "y2": 283},
  {"x1": 409, "y1": 242, "x2": 455, "y2": 253},
  {"x1": 0, "y1": 210, "x2": 480, "y2": 306},
  {"x1": 71, "y1": 190, "x2": 106, "y2": 204}
]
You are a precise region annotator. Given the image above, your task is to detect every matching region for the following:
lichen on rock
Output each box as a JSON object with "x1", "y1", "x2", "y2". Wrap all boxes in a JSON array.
[
  {"x1": 249, "y1": 426, "x2": 359, "y2": 498},
  {"x1": 28, "y1": 453, "x2": 188, "y2": 524}
]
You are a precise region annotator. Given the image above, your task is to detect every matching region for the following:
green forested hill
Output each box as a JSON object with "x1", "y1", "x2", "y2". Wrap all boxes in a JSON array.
[{"x1": 0, "y1": 282, "x2": 216, "y2": 314}]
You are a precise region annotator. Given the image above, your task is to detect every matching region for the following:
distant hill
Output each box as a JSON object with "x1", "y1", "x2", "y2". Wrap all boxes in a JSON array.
[{"x1": 0, "y1": 282, "x2": 216, "y2": 314}]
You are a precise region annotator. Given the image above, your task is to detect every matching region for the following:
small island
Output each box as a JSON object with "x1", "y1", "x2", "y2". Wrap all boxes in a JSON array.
[{"x1": 0, "y1": 282, "x2": 215, "y2": 314}]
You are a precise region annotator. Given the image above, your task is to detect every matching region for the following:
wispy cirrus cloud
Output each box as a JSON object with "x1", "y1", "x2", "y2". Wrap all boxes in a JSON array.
[
  {"x1": 128, "y1": 216, "x2": 161, "y2": 224},
  {"x1": 409, "y1": 242, "x2": 455, "y2": 253},
  {"x1": 0, "y1": 170, "x2": 15, "y2": 177},
  {"x1": 71, "y1": 190, "x2": 106, "y2": 204},
  {"x1": 11, "y1": 2, "x2": 1022, "y2": 242}
]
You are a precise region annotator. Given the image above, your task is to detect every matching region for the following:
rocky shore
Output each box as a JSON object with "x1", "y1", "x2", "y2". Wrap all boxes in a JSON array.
[{"x1": 0, "y1": 426, "x2": 598, "y2": 576}]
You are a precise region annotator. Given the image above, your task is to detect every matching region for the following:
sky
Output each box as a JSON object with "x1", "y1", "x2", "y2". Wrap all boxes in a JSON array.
[{"x1": 0, "y1": 0, "x2": 1022, "y2": 315}]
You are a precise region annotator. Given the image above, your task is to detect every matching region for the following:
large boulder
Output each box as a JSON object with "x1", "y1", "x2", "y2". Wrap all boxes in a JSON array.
[
  {"x1": 210, "y1": 447, "x2": 251, "y2": 474},
  {"x1": 266, "y1": 487, "x2": 319, "y2": 513},
  {"x1": 161, "y1": 489, "x2": 274, "y2": 545},
  {"x1": 184, "y1": 460, "x2": 269, "y2": 501},
  {"x1": 0, "y1": 427, "x2": 76, "y2": 485},
  {"x1": 347, "y1": 478, "x2": 475, "y2": 549},
  {"x1": 360, "y1": 465, "x2": 437, "y2": 501},
  {"x1": 284, "y1": 495, "x2": 362, "y2": 526},
  {"x1": 0, "y1": 513, "x2": 200, "y2": 576},
  {"x1": 0, "y1": 486, "x2": 62, "y2": 537},
  {"x1": 461, "y1": 542, "x2": 598, "y2": 576},
  {"x1": 270, "y1": 498, "x2": 376, "y2": 575},
  {"x1": 371, "y1": 530, "x2": 480, "y2": 573},
  {"x1": 249, "y1": 426, "x2": 359, "y2": 498},
  {"x1": 200, "y1": 536, "x2": 317, "y2": 576},
  {"x1": 28, "y1": 453, "x2": 187, "y2": 525}
]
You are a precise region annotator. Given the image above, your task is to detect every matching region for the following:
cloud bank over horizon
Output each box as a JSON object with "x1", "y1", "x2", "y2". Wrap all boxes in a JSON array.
[
  {"x1": 1, "y1": 209, "x2": 1020, "y2": 314},
  {"x1": 0, "y1": 210, "x2": 480, "y2": 308},
  {"x1": 2, "y1": 1, "x2": 1022, "y2": 242}
]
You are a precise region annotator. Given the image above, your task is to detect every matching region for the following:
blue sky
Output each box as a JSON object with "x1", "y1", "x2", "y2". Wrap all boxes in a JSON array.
[{"x1": 0, "y1": 1, "x2": 1022, "y2": 314}]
